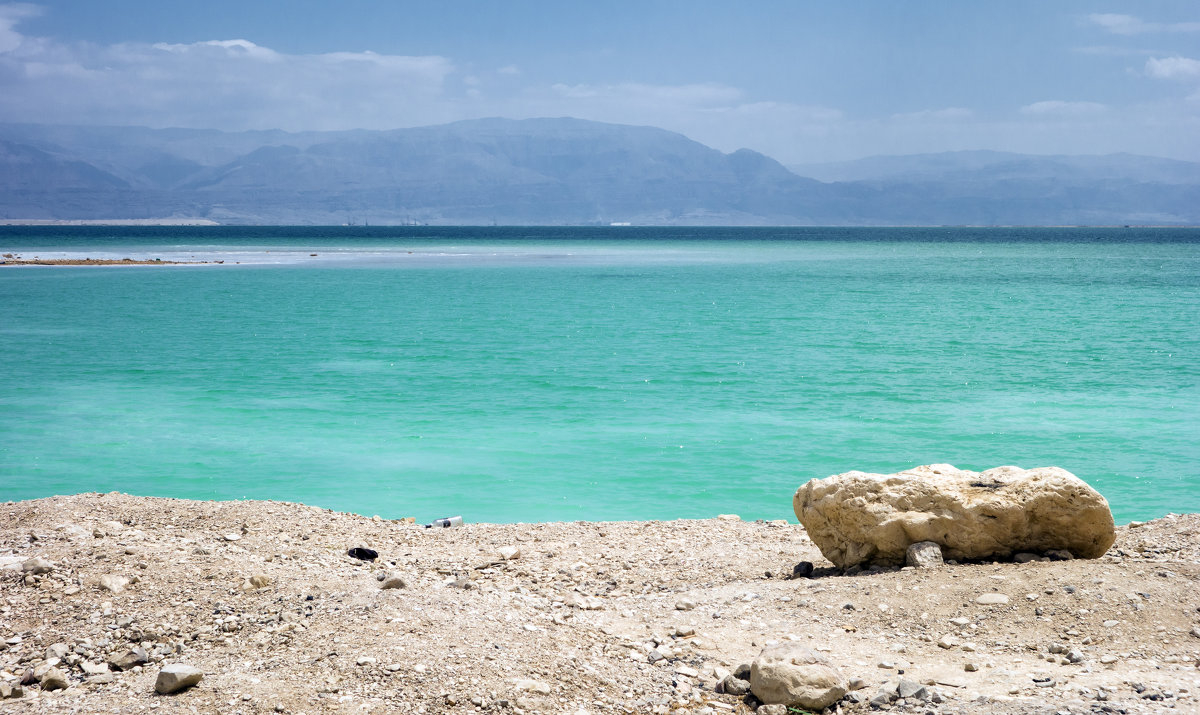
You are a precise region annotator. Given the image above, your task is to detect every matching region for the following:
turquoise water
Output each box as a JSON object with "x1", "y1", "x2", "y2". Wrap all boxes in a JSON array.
[{"x1": 1, "y1": 227, "x2": 1197, "y2": 524}]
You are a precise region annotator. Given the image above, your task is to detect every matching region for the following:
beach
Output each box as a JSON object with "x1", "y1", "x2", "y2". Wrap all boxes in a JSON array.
[{"x1": 2, "y1": 492, "x2": 1198, "y2": 714}]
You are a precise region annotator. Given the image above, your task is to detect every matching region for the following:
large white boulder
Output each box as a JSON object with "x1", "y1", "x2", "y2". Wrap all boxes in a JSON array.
[
  {"x1": 749, "y1": 643, "x2": 847, "y2": 710},
  {"x1": 793, "y1": 464, "x2": 1115, "y2": 569}
]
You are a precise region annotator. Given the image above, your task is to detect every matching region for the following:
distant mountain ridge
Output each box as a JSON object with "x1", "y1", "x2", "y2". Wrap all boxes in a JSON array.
[{"x1": 2, "y1": 118, "x2": 1198, "y2": 225}]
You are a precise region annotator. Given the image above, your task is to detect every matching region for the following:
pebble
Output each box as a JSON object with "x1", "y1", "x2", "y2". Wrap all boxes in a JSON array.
[
  {"x1": 39, "y1": 667, "x2": 69, "y2": 691},
  {"x1": 155, "y1": 664, "x2": 204, "y2": 694},
  {"x1": 223, "y1": 533, "x2": 241, "y2": 542},
  {"x1": 98, "y1": 575, "x2": 130, "y2": 593},
  {"x1": 0, "y1": 682, "x2": 24, "y2": 699},
  {"x1": 897, "y1": 678, "x2": 927, "y2": 700},
  {"x1": 21, "y1": 557, "x2": 54, "y2": 575},
  {"x1": 938, "y1": 634, "x2": 959, "y2": 649},
  {"x1": 675, "y1": 599, "x2": 697, "y2": 611},
  {"x1": 381, "y1": 575, "x2": 407, "y2": 590},
  {"x1": 497, "y1": 546, "x2": 521, "y2": 560},
  {"x1": 108, "y1": 647, "x2": 149, "y2": 671},
  {"x1": 243, "y1": 574, "x2": 271, "y2": 590},
  {"x1": 975, "y1": 593, "x2": 1010, "y2": 605},
  {"x1": 718, "y1": 675, "x2": 751, "y2": 696},
  {"x1": 514, "y1": 679, "x2": 551, "y2": 695}
]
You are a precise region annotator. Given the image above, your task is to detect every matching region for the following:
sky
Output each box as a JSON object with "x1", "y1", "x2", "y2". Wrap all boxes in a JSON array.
[{"x1": 1, "y1": 1, "x2": 1199, "y2": 164}]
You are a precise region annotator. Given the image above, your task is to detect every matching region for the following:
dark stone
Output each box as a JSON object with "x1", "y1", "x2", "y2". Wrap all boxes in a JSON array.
[
  {"x1": 791, "y1": 561, "x2": 814, "y2": 579},
  {"x1": 347, "y1": 547, "x2": 378, "y2": 561}
]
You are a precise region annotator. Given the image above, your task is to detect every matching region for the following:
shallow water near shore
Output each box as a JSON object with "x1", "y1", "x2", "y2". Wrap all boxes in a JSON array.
[{"x1": 1, "y1": 226, "x2": 1198, "y2": 524}]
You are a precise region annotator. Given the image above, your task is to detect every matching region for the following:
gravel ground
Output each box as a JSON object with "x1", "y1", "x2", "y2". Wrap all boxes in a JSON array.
[{"x1": 2, "y1": 493, "x2": 1198, "y2": 714}]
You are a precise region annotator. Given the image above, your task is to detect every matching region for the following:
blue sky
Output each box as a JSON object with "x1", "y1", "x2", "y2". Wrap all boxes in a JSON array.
[{"x1": 2, "y1": 1, "x2": 1199, "y2": 163}]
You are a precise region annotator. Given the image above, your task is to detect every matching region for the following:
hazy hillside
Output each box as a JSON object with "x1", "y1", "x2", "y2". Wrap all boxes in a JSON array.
[{"x1": 1, "y1": 119, "x2": 1198, "y2": 225}]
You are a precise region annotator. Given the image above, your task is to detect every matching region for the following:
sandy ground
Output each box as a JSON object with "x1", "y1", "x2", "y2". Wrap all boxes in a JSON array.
[{"x1": 2, "y1": 493, "x2": 1198, "y2": 714}]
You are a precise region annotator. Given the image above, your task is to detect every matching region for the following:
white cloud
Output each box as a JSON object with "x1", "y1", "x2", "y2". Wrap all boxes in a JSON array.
[
  {"x1": 1019, "y1": 100, "x2": 1108, "y2": 116},
  {"x1": 891, "y1": 107, "x2": 973, "y2": 122},
  {"x1": 0, "y1": 11, "x2": 456, "y2": 131},
  {"x1": 0, "y1": 2, "x2": 38, "y2": 52},
  {"x1": 1145, "y1": 56, "x2": 1200, "y2": 80},
  {"x1": 551, "y1": 82, "x2": 743, "y2": 107},
  {"x1": 1088, "y1": 13, "x2": 1200, "y2": 35}
]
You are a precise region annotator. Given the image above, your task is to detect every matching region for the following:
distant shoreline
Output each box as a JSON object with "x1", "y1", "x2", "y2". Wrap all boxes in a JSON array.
[
  {"x1": 0, "y1": 257, "x2": 214, "y2": 266},
  {"x1": 0, "y1": 218, "x2": 220, "y2": 226}
]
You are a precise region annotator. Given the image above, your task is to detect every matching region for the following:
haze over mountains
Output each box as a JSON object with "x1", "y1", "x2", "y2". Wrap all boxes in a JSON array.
[{"x1": 2, "y1": 118, "x2": 1198, "y2": 226}]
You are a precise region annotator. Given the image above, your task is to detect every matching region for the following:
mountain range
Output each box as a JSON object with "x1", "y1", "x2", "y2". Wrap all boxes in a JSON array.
[{"x1": 2, "y1": 118, "x2": 1198, "y2": 225}]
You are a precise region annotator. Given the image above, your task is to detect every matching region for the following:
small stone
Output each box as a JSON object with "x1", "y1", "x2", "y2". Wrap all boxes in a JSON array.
[
  {"x1": 1099, "y1": 654, "x2": 1118, "y2": 664},
  {"x1": 757, "y1": 705, "x2": 787, "y2": 715},
  {"x1": 497, "y1": 546, "x2": 521, "y2": 560},
  {"x1": 242, "y1": 574, "x2": 271, "y2": 590},
  {"x1": 0, "y1": 682, "x2": 24, "y2": 699},
  {"x1": 675, "y1": 599, "x2": 697, "y2": 611},
  {"x1": 1066, "y1": 648, "x2": 1085, "y2": 663},
  {"x1": 906, "y1": 541, "x2": 944, "y2": 568},
  {"x1": 39, "y1": 667, "x2": 69, "y2": 691},
  {"x1": 80, "y1": 660, "x2": 109, "y2": 675},
  {"x1": 98, "y1": 575, "x2": 129, "y2": 593},
  {"x1": 791, "y1": 561, "x2": 814, "y2": 578},
  {"x1": 154, "y1": 664, "x2": 203, "y2": 694},
  {"x1": 563, "y1": 592, "x2": 601, "y2": 610},
  {"x1": 45, "y1": 643, "x2": 69, "y2": 660},
  {"x1": 937, "y1": 634, "x2": 959, "y2": 649},
  {"x1": 21, "y1": 557, "x2": 54, "y2": 575},
  {"x1": 1103, "y1": 619, "x2": 1119, "y2": 628},
  {"x1": 1045, "y1": 549, "x2": 1074, "y2": 560},
  {"x1": 975, "y1": 593, "x2": 1009, "y2": 605},
  {"x1": 223, "y1": 533, "x2": 241, "y2": 542},
  {"x1": 897, "y1": 678, "x2": 927, "y2": 700},
  {"x1": 108, "y1": 647, "x2": 149, "y2": 671},
  {"x1": 514, "y1": 679, "x2": 551, "y2": 695},
  {"x1": 381, "y1": 575, "x2": 407, "y2": 590},
  {"x1": 356, "y1": 656, "x2": 377, "y2": 666},
  {"x1": 1013, "y1": 552, "x2": 1040, "y2": 563},
  {"x1": 719, "y1": 675, "x2": 751, "y2": 696},
  {"x1": 964, "y1": 662, "x2": 979, "y2": 672},
  {"x1": 716, "y1": 514, "x2": 740, "y2": 521}
]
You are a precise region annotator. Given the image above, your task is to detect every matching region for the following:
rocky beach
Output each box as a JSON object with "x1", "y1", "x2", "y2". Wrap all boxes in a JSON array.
[{"x1": 2, "y1": 489, "x2": 1199, "y2": 714}]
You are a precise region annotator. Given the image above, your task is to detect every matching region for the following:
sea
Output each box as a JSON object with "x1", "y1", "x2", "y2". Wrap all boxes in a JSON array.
[{"x1": 1, "y1": 226, "x2": 1197, "y2": 525}]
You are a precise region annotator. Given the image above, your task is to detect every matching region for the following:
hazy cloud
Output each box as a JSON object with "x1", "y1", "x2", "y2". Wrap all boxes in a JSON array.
[
  {"x1": 1146, "y1": 56, "x2": 1200, "y2": 80},
  {"x1": 1089, "y1": 13, "x2": 1200, "y2": 35},
  {"x1": 551, "y1": 82, "x2": 743, "y2": 107},
  {"x1": 0, "y1": 2, "x2": 37, "y2": 52},
  {"x1": 1019, "y1": 100, "x2": 1108, "y2": 116},
  {"x1": 0, "y1": 13, "x2": 456, "y2": 130},
  {"x1": 891, "y1": 107, "x2": 973, "y2": 122}
]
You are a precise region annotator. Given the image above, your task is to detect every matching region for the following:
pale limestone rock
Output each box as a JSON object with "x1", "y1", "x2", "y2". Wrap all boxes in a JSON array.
[
  {"x1": 98, "y1": 575, "x2": 129, "y2": 593},
  {"x1": 154, "y1": 664, "x2": 203, "y2": 694},
  {"x1": 38, "y1": 667, "x2": 69, "y2": 690},
  {"x1": 905, "y1": 541, "x2": 944, "y2": 568},
  {"x1": 793, "y1": 464, "x2": 1115, "y2": 568},
  {"x1": 749, "y1": 643, "x2": 847, "y2": 711}
]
